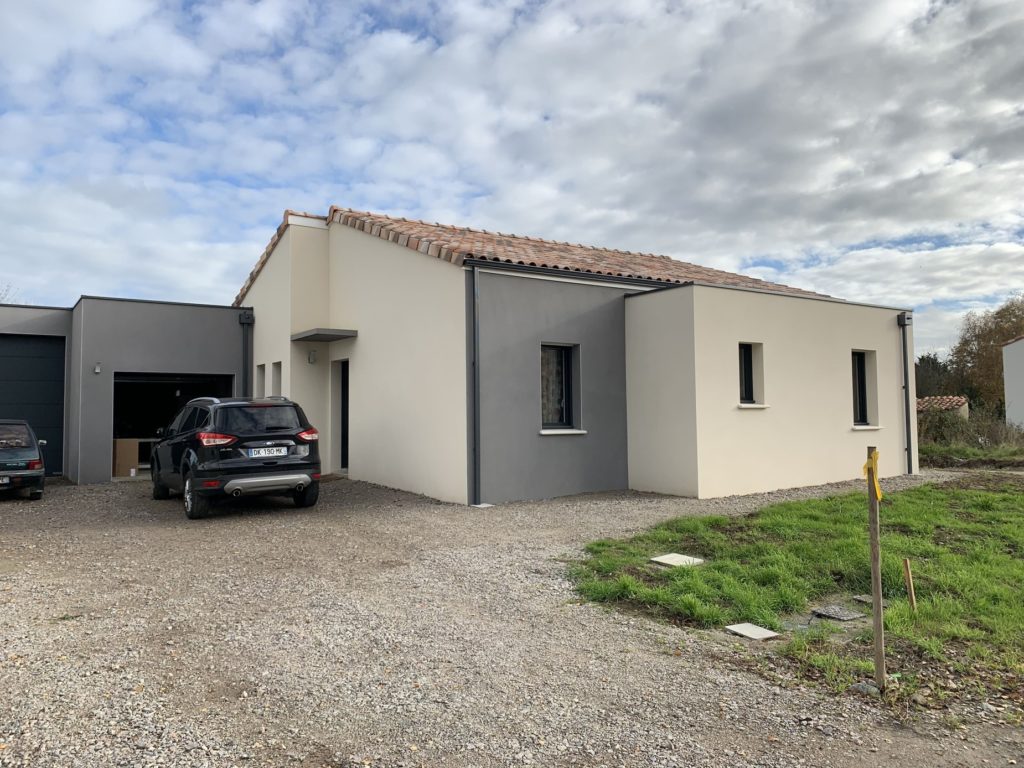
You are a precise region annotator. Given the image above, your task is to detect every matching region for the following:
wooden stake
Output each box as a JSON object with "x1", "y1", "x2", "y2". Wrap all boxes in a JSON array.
[
  {"x1": 867, "y1": 446, "x2": 886, "y2": 691},
  {"x1": 903, "y1": 557, "x2": 917, "y2": 613}
]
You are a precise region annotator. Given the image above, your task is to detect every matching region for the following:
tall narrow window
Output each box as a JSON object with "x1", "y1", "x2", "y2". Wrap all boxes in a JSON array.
[
  {"x1": 541, "y1": 345, "x2": 573, "y2": 428},
  {"x1": 852, "y1": 351, "x2": 868, "y2": 425},
  {"x1": 255, "y1": 364, "x2": 266, "y2": 398},
  {"x1": 739, "y1": 343, "x2": 755, "y2": 404},
  {"x1": 271, "y1": 361, "x2": 282, "y2": 396}
]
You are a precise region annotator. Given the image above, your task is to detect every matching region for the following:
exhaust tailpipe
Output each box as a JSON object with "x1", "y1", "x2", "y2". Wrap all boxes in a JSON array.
[
  {"x1": 295, "y1": 483, "x2": 304, "y2": 493},
  {"x1": 232, "y1": 489, "x2": 242, "y2": 497}
]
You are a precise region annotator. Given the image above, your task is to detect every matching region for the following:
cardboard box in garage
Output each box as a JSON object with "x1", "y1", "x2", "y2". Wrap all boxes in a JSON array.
[{"x1": 112, "y1": 439, "x2": 140, "y2": 478}]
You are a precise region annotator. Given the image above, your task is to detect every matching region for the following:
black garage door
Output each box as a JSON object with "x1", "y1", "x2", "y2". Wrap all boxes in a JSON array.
[{"x1": 0, "y1": 334, "x2": 65, "y2": 474}]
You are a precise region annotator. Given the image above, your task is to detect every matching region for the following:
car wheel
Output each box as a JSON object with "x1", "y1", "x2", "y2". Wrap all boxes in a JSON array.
[
  {"x1": 293, "y1": 482, "x2": 320, "y2": 508},
  {"x1": 183, "y1": 472, "x2": 212, "y2": 519},
  {"x1": 152, "y1": 464, "x2": 170, "y2": 500}
]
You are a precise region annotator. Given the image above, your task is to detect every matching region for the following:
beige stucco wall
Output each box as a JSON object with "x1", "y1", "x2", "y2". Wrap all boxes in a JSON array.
[
  {"x1": 626, "y1": 287, "x2": 699, "y2": 496},
  {"x1": 246, "y1": 226, "x2": 293, "y2": 401},
  {"x1": 691, "y1": 286, "x2": 916, "y2": 497},
  {"x1": 625, "y1": 284, "x2": 917, "y2": 498},
  {"x1": 326, "y1": 224, "x2": 469, "y2": 504},
  {"x1": 1005, "y1": 339, "x2": 1024, "y2": 427}
]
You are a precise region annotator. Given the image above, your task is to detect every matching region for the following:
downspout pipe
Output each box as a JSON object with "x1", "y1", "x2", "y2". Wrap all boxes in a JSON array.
[
  {"x1": 898, "y1": 312, "x2": 913, "y2": 474},
  {"x1": 239, "y1": 309, "x2": 255, "y2": 397},
  {"x1": 471, "y1": 266, "x2": 482, "y2": 505}
]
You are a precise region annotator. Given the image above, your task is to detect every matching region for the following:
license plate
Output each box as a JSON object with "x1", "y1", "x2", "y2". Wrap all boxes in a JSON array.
[
  {"x1": 249, "y1": 447, "x2": 288, "y2": 458},
  {"x1": 0, "y1": 477, "x2": 9, "y2": 484}
]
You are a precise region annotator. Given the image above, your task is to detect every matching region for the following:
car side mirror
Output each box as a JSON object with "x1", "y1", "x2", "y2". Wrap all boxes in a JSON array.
[{"x1": 37, "y1": 439, "x2": 47, "y2": 447}]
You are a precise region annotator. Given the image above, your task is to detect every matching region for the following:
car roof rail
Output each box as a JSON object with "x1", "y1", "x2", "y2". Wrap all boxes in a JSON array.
[
  {"x1": 263, "y1": 396, "x2": 289, "y2": 401},
  {"x1": 186, "y1": 396, "x2": 221, "y2": 405}
]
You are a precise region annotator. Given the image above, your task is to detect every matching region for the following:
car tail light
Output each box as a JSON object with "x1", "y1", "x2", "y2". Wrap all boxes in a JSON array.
[
  {"x1": 198, "y1": 432, "x2": 237, "y2": 447},
  {"x1": 201, "y1": 480, "x2": 220, "y2": 488},
  {"x1": 28, "y1": 459, "x2": 42, "y2": 470},
  {"x1": 312, "y1": 473, "x2": 321, "y2": 480},
  {"x1": 297, "y1": 427, "x2": 319, "y2": 442}
]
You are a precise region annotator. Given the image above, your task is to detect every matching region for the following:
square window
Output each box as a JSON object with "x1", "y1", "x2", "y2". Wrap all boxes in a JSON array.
[{"x1": 541, "y1": 344, "x2": 574, "y2": 428}]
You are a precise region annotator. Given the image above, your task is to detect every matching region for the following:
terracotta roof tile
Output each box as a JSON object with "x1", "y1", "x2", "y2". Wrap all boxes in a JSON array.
[
  {"x1": 916, "y1": 395, "x2": 969, "y2": 413},
  {"x1": 234, "y1": 207, "x2": 826, "y2": 306}
]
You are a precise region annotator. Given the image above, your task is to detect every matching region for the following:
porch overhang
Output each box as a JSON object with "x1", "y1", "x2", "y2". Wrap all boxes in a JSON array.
[{"x1": 290, "y1": 328, "x2": 358, "y2": 342}]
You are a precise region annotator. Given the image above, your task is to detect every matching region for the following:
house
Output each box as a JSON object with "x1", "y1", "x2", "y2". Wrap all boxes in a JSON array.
[
  {"x1": 1004, "y1": 336, "x2": 1024, "y2": 426},
  {"x1": 0, "y1": 297, "x2": 252, "y2": 483},
  {"x1": 916, "y1": 395, "x2": 969, "y2": 420},
  {"x1": 235, "y1": 207, "x2": 918, "y2": 504}
]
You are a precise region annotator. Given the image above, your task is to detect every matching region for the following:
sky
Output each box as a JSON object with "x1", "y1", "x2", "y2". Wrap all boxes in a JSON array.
[{"x1": 0, "y1": 0, "x2": 1021, "y2": 355}]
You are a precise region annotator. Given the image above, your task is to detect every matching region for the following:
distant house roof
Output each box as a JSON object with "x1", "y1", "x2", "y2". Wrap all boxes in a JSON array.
[
  {"x1": 234, "y1": 207, "x2": 826, "y2": 306},
  {"x1": 1003, "y1": 335, "x2": 1024, "y2": 347},
  {"x1": 917, "y1": 395, "x2": 969, "y2": 413}
]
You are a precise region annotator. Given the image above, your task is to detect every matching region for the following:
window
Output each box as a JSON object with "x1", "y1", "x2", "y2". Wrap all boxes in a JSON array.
[
  {"x1": 216, "y1": 405, "x2": 301, "y2": 433},
  {"x1": 738, "y1": 342, "x2": 764, "y2": 405},
  {"x1": 271, "y1": 361, "x2": 282, "y2": 396},
  {"x1": 541, "y1": 344, "x2": 574, "y2": 428},
  {"x1": 180, "y1": 407, "x2": 201, "y2": 433},
  {"x1": 256, "y1": 364, "x2": 266, "y2": 398},
  {"x1": 739, "y1": 344, "x2": 755, "y2": 403},
  {"x1": 851, "y1": 350, "x2": 878, "y2": 425}
]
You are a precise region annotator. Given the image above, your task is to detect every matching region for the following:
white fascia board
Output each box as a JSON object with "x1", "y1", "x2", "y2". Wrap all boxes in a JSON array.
[{"x1": 287, "y1": 214, "x2": 328, "y2": 229}]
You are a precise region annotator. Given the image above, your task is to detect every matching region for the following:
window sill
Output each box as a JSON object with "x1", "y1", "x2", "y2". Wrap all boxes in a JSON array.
[
  {"x1": 539, "y1": 428, "x2": 588, "y2": 436},
  {"x1": 851, "y1": 425, "x2": 883, "y2": 431},
  {"x1": 737, "y1": 403, "x2": 770, "y2": 410}
]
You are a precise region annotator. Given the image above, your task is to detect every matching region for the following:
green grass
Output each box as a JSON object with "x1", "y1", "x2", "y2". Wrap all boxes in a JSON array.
[
  {"x1": 573, "y1": 477, "x2": 1024, "y2": 703},
  {"x1": 919, "y1": 441, "x2": 1024, "y2": 465}
]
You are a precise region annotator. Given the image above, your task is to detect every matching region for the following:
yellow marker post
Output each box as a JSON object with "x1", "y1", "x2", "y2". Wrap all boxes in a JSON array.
[
  {"x1": 862, "y1": 449, "x2": 883, "y2": 502},
  {"x1": 864, "y1": 446, "x2": 886, "y2": 691}
]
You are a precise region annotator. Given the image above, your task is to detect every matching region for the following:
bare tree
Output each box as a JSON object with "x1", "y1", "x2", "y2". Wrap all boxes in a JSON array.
[{"x1": 0, "y1": 282, "x2": 18, "y2": 304}]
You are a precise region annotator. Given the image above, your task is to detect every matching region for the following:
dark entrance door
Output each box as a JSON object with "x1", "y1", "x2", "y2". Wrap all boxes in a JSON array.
[
  {"x1": 340, "y1": 360, "x2": 349, "y2": 470},
  {"x1": 0, "y1": 334, "x2": 65, "y2": 474}
]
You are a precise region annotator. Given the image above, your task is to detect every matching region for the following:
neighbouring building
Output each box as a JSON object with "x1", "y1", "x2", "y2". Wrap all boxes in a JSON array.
[
  {"x1": 916, "y1": 395, "x2": 969, "y2": 421},
  {"x1": 235, "y1": 207, "x2": 919, "y2": 504},
  {"x1": 0, "y1": 297, "x2": 252, "y2": 483},
  {"x1": 1004, "y1": 336, "x2": 1024, "y2": 427}
]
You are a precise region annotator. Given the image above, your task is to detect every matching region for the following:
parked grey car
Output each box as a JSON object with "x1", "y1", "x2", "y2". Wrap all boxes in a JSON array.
[{"x1": 0, "y1": 420, "x2": 46, "y2": 500}]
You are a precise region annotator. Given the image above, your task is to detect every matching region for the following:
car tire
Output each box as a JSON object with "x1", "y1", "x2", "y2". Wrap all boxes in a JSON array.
[
  {"x1": 152, "y1": 464, "x2": 170, "y2": 500},
  {"x1": 28, "y1": 489, "x2": 43, "y2": 501},
  {"x1": 293, "y1": 482, "x2": 320, "y2": 508},
  {"x1": 183, "y1": 472, "x2": 212, "y2": 519}
]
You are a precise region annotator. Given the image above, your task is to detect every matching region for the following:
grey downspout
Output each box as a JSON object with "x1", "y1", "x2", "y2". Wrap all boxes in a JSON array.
[
  {"x1": 239, "y1": 310, "x2": 255, "y2": 397},
  {"x1": 471, "y1": 266, "x2": 482, "y2": 505},
  {"x1": 898, "y1": 312, "x2": 913, "y2": 474}
]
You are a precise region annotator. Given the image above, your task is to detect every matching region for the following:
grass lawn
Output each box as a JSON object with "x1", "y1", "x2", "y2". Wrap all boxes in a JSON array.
[
  {"x1": 572, "y1": 473, "x2": 1024, "y2": 713},
  {"x1": 919, "y1": 442, "x2": 1024, "y2": 468}
]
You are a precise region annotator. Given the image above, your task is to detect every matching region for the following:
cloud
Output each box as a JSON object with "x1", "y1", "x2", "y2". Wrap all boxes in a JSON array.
[{"x1": 0, "y1": 0, "x2": 1021, "y2": 357}]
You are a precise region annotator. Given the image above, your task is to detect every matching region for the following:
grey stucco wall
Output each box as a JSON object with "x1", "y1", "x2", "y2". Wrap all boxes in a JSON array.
[
  {"x1": 476, "y1": 271, "x2": 631, "y2": 503},
  {"x1": 67, "y1": 298, "x2": 251, "y2": 484},
  {"x1": 0, "y1": 304, "x2": 72, "y2": 336}
]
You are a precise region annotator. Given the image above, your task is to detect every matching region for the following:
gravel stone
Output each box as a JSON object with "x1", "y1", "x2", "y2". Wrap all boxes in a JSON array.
[{"x1": 1, "y1": 470, "x2": 1021, "y2": 767}]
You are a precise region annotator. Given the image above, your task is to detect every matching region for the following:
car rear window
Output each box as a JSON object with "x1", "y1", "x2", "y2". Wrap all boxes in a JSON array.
[
  {"x1": 215, "y1": 406, "x2": 302, "y2": 434},
  {"x1": 0, "y1": 424, "x2": 32, "y2": 449}
]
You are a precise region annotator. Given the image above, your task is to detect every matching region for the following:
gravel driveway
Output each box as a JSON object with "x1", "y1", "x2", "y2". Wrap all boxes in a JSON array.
[{"x1": 1, "y1": 472, "x2": 1021, "y2": 767}]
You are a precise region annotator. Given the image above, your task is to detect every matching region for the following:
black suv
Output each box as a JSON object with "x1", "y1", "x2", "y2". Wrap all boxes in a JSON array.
[
  {"x1": 151, "y1": 397, "x2": 321, "y2": 519},
  {"x1": 0, "y1": 420, "x2": 47, "y2": 501}
]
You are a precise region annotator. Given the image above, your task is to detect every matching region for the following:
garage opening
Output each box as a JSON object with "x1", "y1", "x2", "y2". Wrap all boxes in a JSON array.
[{"x1": 112, "y1": 373, "x2": 234, "y2": 477}]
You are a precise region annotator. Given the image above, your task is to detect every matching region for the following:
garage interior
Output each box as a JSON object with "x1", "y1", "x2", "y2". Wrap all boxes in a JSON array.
[{"x1": 112, "y1": 373, "x2": 233, "y2": 477}]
